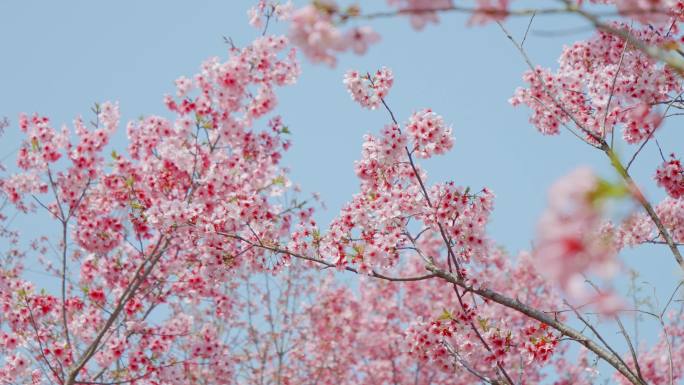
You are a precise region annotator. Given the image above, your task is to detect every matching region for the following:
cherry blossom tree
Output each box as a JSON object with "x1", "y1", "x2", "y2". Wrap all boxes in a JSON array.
[{"x1": 1, "y1": 1, "x2": 684, "y2": 384}]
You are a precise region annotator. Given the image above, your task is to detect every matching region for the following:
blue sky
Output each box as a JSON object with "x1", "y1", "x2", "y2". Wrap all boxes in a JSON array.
[{"x1": 1, "y1": 0, "x2": 682, "y2": 374}]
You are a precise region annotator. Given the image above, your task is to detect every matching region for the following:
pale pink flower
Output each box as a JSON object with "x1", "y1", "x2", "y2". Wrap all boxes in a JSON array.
[
  {"x1": 655, "y1": 154, "x2": 684, "y2": 198},
  {"x1": 343, "y1": 67, "x2": 394, "y2": 110},
  {"x1": 469, "y1": 0, "x2": 510, "y2": 25},
  {"x1": 387, "y1": 0, "x2": 454, "y2": 29},
  {"x1": 406, "y1": 108, "x2": 453, "y2": 158},
  {"x1": 345, "y1": 26, "x2": 380, "y2": 55},
  {"x1": 622, "y1": 103, "x2": 662, "y2": 144},
  {"x1": 534, "y1": 167, "x2": 619, "y2": 306}
]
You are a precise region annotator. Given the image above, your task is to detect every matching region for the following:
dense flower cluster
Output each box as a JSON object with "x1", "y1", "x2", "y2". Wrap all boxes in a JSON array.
[
  {"x1": 397, "y1": 251, "x2": 566, "y2": 383},
  {"x1": 0, "y1": 31, "x2": 305, "y2": 384},
  {"x1": 510, "y1": 24, "x2": 679, "y2": 142},
  {"x1": 606, "y1": 212, "x2": 654, "y2": 250},
  {"x1": 387, "y1": 0, "x2": 454, "y2": 28},
  {"x1": 247, "y1": 0, "x2": 294, "y2": 29},
  {"x1": 655, "y1": 154, "x2": 684, "y2": 198},
  {"x1": 406, "y1": 109, "x2": 454, "y2": 158},
  {"x1": 615, "y1": 314, "x2": 684, "y2": 384},
  {"x1": 657, "y1": 197, "x2": 684, "y2": 242},
  {"x1": 2, "y1": 1, "x2": 684, "y2": 384},
  {"x1": 608, "y1": 0, "x2": 684, "y2": 24},
  {"x1": 289, "y1": 2, "x2": 379, "y2": 66},
  {"x1": 343, "y1": 67, "x2": 394, "y2": 110},
  {"x1": 405, "y1": 317, "x2": 461, "y2": 372},
  {"x1": 253, "y1": 252, "x2": 566, "y2": 384},
  {"x1": 288, "y1": 71, "x2": 486, "y2": 272},
  {"x1": 282, "y1": 67, "x2": 571, "y2": 383}
]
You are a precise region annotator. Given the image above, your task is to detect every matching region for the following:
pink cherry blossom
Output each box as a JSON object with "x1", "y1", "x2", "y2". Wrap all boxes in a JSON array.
[
  {"x1": 288, "y1": 2, "x2": 380, "y2": 66},
  {"x1": 655, "y1": 154, "x2": 684, "y2": 198},
  {"x1": 387, "y1": 0, "x2": 454, "y2": 29},
  {"x1": 656, "y1": 196, "x2": 684, "y2": 242},
  {"x1": 2, "y1": 2, "x2": 684, "y2": 384},
  {"x1": 469, "y1": 0, "x2": 510, "y2": 25},
  {"x1": 612, "y1": 0, "x2": 684, "y2": 24},
  {"x1": 511, "y1": 23, "x2": 679, "y2": 143},
  {"x1": 406, "y1": 108, "x2": 454, "y2": 158},
  {"x1": 534, "y1": 167, "x2": 619, "y2": 305},
  {"x1": 343, "y1": 67, "x2": 394, "y2": 110},
  {"x1": 622, "y1": 103, "x2": 663, "y2": 144},
  {"x1": 346, "y1": 26, "x2": 381, "y2": 55}
]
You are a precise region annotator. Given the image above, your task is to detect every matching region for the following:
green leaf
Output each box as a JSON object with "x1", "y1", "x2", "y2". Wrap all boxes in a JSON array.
[
  {"x1": 588, "y1": 178, "x2": 629, "y2": 204},
  {"x1": 352, "y1": 244, "x2": 364, "y2": 257},
  {"x1": 438, "y1": 308, "x2": 453, "y2": 321},
  {"x1": 313, "y1": 0, "x2": 337, "y2": 13},
  {"x1": 345, "y1": 5, "x2": 360, "y2": 17},
  {"x1": 478, "y1": 317, "x2": 490, "y2": 332}
]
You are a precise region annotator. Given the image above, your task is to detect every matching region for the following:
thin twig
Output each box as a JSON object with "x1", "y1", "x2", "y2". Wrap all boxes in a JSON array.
[{"x1": 521, "y1": 11, "x2": 536, "y2": 48}]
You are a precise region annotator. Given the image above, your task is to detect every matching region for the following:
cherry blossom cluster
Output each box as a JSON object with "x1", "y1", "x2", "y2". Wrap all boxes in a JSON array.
[
  {"x1": 398, "y1": 251, "x2": 565, "y2": 382},
  {"x1": 3, "y1": 1, "x2": 684, "y2": 384},
  {"x1": 510, "y1": 24, "x2": 679, "y2": 143},
  {"x1": 622, "y1": 103, "x2": 663, "y2": 144},
  {"x1": 406, "y1": 108, "x2": 454, "y2": 158},
  {"x1": 261, "y1": 253, "x2": 566, "y2": 384},
  {"x1": 283, "y1": 66, "x2": 568, "y2": 383},
  {"x1": 288, "y1": 71, "x2": 487, "y2": 271},
  {"x1": 247, "y1": 0, "x2": 294, "y2": 29},
  {"x1": 16, "y1": 114, "x2": 68, "y2": 169},
  {"x1": 599, "y1": 166, "x2": 684, "y2": 250},
  {"x1": 426, "y1": 182, "x2": 494, "y2": 260},
  {"x1": 288, "y1": 1, "x2": 379, "y2": 66},
  {"x1": 534, "y1": 167, "x2": 621, "y2": 311},
  {"x1": 603, "y1": 0, "x2": 684, "y2": 24},
  {"x1": 656, "y1": 197, "x2": 684, "y2": 242},
  {"x1": 522, "y1": 323, "x2": 558, "y2": 363},
  {"x1": 283, "y1": 1, "x2": 684, "y2": 67},
  {"x1": 615, "y1": 314, "x2": 684, "y2": 384},
  {"x1": 0, "y1": 29, "x2": 308, "y2": 384},
  {"x1": 386, "y1": 0, "x2": 455, "y2": 28},
  {"x1": 405, "y1": 318, "x2": 460, "y2": 371},
  {"x1": 343, "y1": 67, "x2": 394, "y2": 110},
  {"x1": 285, "y1": 0, "x2": 471, "y2": 64},
  {"x1": 469, "y1": 0, "x2": 512, "y2": 25},
  {"x1": 655, "y1": 154, "x2": 684, "y2": 198},
  {"x1": 355, "y1": 123, "x2": 407, "y2": 187},
  {"x1": 605, "y1": 212, "x2": 654, "y2": 250},
  {"x1": 597, "y1": 175, "x2": 674, "y2": 256},
  {"x1": 386, "y1": 0, "x2": 512, "y2": 27}
]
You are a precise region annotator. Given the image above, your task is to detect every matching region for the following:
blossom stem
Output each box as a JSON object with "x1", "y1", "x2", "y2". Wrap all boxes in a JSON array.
[{"x1": 604, "y1": 144, "x2": 684, "y2": 271}]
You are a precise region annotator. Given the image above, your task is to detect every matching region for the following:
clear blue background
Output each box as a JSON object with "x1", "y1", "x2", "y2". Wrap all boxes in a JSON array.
[{"x1": 1, "y1": 0, "x2": 681, "y2": 378}]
